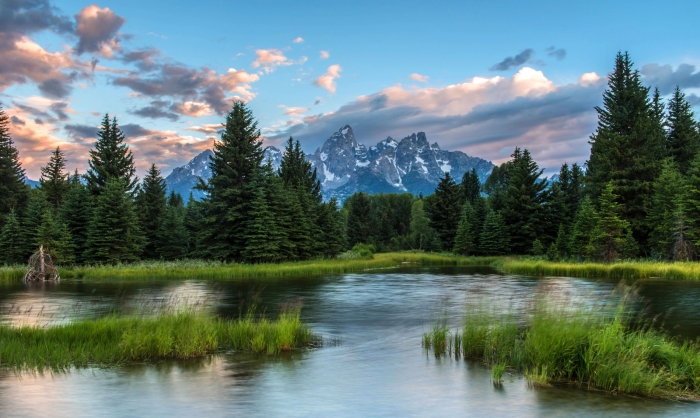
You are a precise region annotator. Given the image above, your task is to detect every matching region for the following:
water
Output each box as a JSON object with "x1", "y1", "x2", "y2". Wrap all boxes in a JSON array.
[{"x1": 1, "y1": 267, "x2": 699, "y2": 417}]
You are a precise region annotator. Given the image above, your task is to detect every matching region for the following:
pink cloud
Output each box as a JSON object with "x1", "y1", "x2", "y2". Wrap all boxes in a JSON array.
[{"x1": 314, "y1": 64, "x2": 342, "y2": 94}]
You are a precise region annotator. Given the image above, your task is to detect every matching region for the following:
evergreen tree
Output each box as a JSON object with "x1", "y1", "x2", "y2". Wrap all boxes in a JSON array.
[
  {"x1": 184, "y1": 193, "x2": 205, "y2": 257},
  {"x1": 84, "y1": 178, "x2": 143, "y2": 263},
  {"x1": 409, "y1": 199, "x2": 431, "y2": 250},
  {"x1": 461, "y1": 168, "x2": 481, "y2": 205},
  {"x1": 452, "y1": 205, "x2": 474, "y2": 255},
  {"x1": 39, "y1": 147, "x2": 69, "y2": 209},
  {"x1": 483, "y1": 162, "x2": 512, "y2": 213},
  {"x1": 58, "y1": 173, "x2": 93, "y2": 263},
  {"x1": 346, "y1": 192, "x2": 372, "y2": 247},
  {"x1": 666, "y1": 86, "x2": 700, "y2": 174},
  {"x1": 672, "y1": 206, "x2": 695, "y2": 261},
  {"x1": 426, "y1": 172, "x2": 462, "y2": 250},
  {"x1": 622, "y1": 229, "x2": 640, "y2": 260},
  {"x1": 500, "y1": 148, "x2": 548, "y2": 254},
  {"x1": 531, "y1": 238, "x2": 544, "y2": 256},
  {"x1": 546, "y1": 242, "x2": 559, "y2": 261},
  {"x1": 585, "y1": 52, "x2": 664, "y2": 252},
  {"x1": 22, "y1": 188, "x2": 51, "y2": 256},
  {"x1": 479, "y1": 210, "x2": 509, "y2": 255},
  {"x1": 554, "y1": 224, "x2": 568, "y2": 259},
  {"x1": 0, "y1": 210, "x2": 24, "y2": 264},
  {"x1": 135, "y1": 164, "x2": 167, "y2": 259},
  {"x1": 569, "y1": 196, "x2": 598, "y2": 259},
  {"x1": 85, "y1": 115, "x2": 138, "y2": 196},
  {"x1": 648, "y1": 160, "x2": 685, "y2": 258},
  {"x1": 196, "y1": 102, "x2": 265, "y2": 261},
  {"x1": 318, "y1": 197, "x2": 346, "y2": 258},
  {"x1": 0, "y1": 105, "x2": 28, "y2": 227},
  {"x1": 241, "y1": 167, "x2": 287, "y2": 263},
  {"x1": 593, "y1": 182, "x2": 630, "y2": 262},
  {"x1": 155, "y1": 194, "x2": 189, "y2": 260}
]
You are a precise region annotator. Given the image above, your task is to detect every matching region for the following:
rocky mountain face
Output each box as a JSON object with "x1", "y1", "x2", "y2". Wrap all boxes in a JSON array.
[{"x1": 165, "y1": 126, "x2": 494, "y2": 201}]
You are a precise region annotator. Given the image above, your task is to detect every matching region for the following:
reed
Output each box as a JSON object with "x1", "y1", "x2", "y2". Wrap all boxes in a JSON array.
[
  {"x1": 423, "y1": 286, "x2": 700, "y2": 400},
  {"x1": 497, "y1": 259, "x2": 700, "y2": 280},
  {"x1": 0, "y1": 308, "x2": 316, "y2": 372}
]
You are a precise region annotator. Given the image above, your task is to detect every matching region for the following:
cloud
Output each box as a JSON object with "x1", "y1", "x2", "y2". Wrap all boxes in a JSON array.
[
  {"x1": 147, "y1": 31, "x2": 167, "y2": 40},
  {"x1": 490, "y1": 49, "x2": 534, "y2": 71},
  {"x1": 314, "y1": 64, "x2": 342, "y2": 94},
  {"x1": 64, "y1": 123, "x2": 98, "y2": 142},
  {"x1": 320, "y1": 50, "x2": 330, "y2": 60},
  {"x1": 73, "y1": 5, "x2": 125, "y2": 57},
  {"x1": 546, "y1": 46, "x2": 566, "y2": 61},
  {"x1": 266, "y1": 67, "x2": 605, "y2": 172},
  {"x1": 278, "y1": 105, "x2": 309, "y2": 117},
  {"x1": 641, "y1": 63, "x2": 700, "y2": 95},
  {"x1": 0, "y1": 0, "x2": 74, "y2": 37},
  {"x1": 129, "y1": 100, "x2": 180, "y2": 121},
  {"x1": 578, "y1": 72, "x2": 602, "y2": 87},
  {"x1": 251, "y1": 49, "x2": 293, "y2": 73},
  {"x1": 184, "y1": 124, "x2": 222, "y2": 134},
  {"x1": 113, "y1": 65, "x2": 260, "y2": 115},
  {"x1": 688, "y1": 93, "x2": 700, "y2": 107},
  {"x1": 120, "y1": 48, "x2": 161, "y2": 71},
  {"x1": 410, "y1": 73, "x2": 429, "y2": 83},
  {"x1": 292, "y1": 37, "x2": 304, "y2": 43}
]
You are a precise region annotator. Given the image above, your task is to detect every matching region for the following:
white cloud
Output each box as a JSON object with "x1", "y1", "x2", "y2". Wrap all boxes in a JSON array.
[
  {"x1": 320, "y1": 50, "x2": 330, "y2": 60},
  {"x1": 578, "y1": 72, "x2": 602, "y2": 87},
  {"x1": 278, "y1": 105, "x2": 309, "y2": 117},
  {"x1": 293, "y1": 37, "x2": 304, "y2": 44},
  {"x1": 251, "y1": 49, "x2": 293, "y2": 73},
  {"x1": 314, "y1": 64, "x2": 342, "y2": 94},
  {"x1": 410, "y1": 73, "x2": 429, "y2": 83}
]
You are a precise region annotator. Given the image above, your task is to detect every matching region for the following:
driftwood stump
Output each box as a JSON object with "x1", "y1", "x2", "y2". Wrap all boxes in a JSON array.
[{"x1": 23, "y1": 245, "x2": 59, "y2": 283}]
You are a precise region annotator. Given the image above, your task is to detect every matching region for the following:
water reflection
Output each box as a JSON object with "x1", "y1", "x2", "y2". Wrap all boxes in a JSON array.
[{"x1": 0, "y1": 267, "x2": 699, "y2": 416}]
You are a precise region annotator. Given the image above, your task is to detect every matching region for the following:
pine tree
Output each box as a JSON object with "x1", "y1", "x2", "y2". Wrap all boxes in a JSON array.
[
  {"x1": 58, "y1": 173, "x2": 93, "y2": 263},
  {"x1": 22, "y1": 188, "x2": 51, "y2": 256},
  {"x1": 554, "y1": 224, "x2": 568, "y2": 259},
  {"x1": 593, "y1": 182, "x2": 630, "y2": 262},
  {"x1": 666, "y1": 86, "x2": 700, "y2": 175},
  {"x1": 500, "y1": 148, "x2": 548, "y2": 254},
  {"x1": 155, "y1": 193, "x2": 189, "y2": 260},
  {"x1": 461, "y1": 168, "x2": 480, "y2": 205},
  {"x1": 479, "y1": 210, "x2": 509, "y2": 255},
  {"x1": 84, "y1": 177, "x2": 143, "y2": 263},
  {"x1": 531, "y1": 239, "x2": 544, "y2": 256},
  {"x1": 135, "y1": 164, "x2": 167, "y2": 259},
  {"x1": 196, "y1": 102, "x2": 264, "y2": 261},
  {"x1": 585, "y1": 52, "x2": 664, "y2": 252},
  {"x1": 241, "y1": 167, "x2": 287, "y2": 263},
  {"x1": 0, "y1": 105, "x2": 28, "y2": 227},
  {"x1": 409, "y1": 199, "x2": 431, "y2": 250},
  {"x1": 546, "y1": 242, "x2": 559, "y2": 261},
  {"x1": 569, "y1": 196, "x2": 598, "y2": 259},
  {"x1": 622, "y1": 230, "x2": 640, "y2": 260},
  {"x1": 452, "y1": 205, "x2": 473, "y2": 255},
  {"x1": 672, "y1": 206, "x2": 695, "y2": 261},
  {"x1": 318, "y1": 197, "x2": 346, "y2": 258},
  {"x1": 39, "y1": 147, "x2": 69, "y2": 209},
  {"x1": 184, "y1": 193, "x2": 205, "y2": 257},
  {"x1": 0, "y1": 210, "x2": 24, "y2": 264},
  {"x1": 426, "y1": 172, "x2": 462, "y2": 250},
  {"x1": 52, "y1": 221, "x2": 76, "y2": 265},
  {"x1": 346, "y1": 192, "x2": 372, "y2": 247},
  {"x1": 85, "y1": 115, "x2": 138, "y2": 197},
  {"x1": 648, "y1": 160, "x2": 685, "y2": 258}
]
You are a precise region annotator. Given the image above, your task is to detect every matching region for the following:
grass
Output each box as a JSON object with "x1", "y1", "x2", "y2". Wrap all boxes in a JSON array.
[
  {"x1": 1, "y1": 252, "x2": 501, "y2": 283},
  {"x1": 423, "y1": 286, "x2": 700, "y2": 401},
  {"x1": 496, "y1": 258, "x2": 700, "y2": 280},
  {"x1": 0, "y1": 308, "x2": 317, "y2": 372}
]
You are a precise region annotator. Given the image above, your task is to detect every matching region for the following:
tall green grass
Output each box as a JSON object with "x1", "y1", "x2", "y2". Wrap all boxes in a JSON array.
[
  {"x1": 497, "y1": 259, "x2": 700, "y2": 280},
  {"x1": 0, "y1": 308, "x2": 316, "y2": 372},
  {"x1": 0, "y1": 265, "x2": 26, "y2": 282},
  {"x1": 1, "y1": 252, "x2": 500, "y2": 283},
  {"x1": 424, "y1": 287, "x2": 700, "y2": 400}
]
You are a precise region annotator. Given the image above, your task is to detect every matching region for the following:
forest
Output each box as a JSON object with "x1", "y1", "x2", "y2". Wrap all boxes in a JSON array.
[{"x1": 0, "y1": 52, "x2": 699, "y2": 266}]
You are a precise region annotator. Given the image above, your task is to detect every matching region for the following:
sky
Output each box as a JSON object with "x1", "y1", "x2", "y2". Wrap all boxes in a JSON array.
[{"x1": 2, "y1": 0, "x2": 700, "y2": 180}]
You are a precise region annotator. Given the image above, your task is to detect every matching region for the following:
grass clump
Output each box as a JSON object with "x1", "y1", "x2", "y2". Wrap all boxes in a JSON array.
[
  {"x1": 424, "y1": 286, "x2": 700, "y2": 400},
  {"x1": 0, "y1": 308, "x2": 316, "y2": 372},
  {"x1": 497, "y1": 258, "x2": 700, "y2": 280}
]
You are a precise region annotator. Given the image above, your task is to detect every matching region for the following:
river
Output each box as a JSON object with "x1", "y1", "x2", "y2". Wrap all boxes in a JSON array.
[{"x1": 1, "y1": 266, "x2": 699, "y2": 417}]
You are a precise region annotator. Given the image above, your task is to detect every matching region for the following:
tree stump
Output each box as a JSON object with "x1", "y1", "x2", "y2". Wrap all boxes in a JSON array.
[{"x1": 24, "y1": 245, "x2": 60, "y2": 282}]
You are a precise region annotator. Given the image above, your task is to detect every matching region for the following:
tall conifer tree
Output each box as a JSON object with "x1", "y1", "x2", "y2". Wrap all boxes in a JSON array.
[
  {"x1": 59, "y1": 173, "x2": 93, "y2": 263},
  {"x1": 85, "y1": 115, "x2": 138, "y2": 196},
  {"x1": 666, "y1": 86, "x2": 700, "y2": 174},
  {"x1": 479, "y1": 210, "x2": 509, "y2": 255},
  {"x1": 648, "y1": 161, "x2": 685, "y2": 258},
  {"x1": 426, "y1": 172, "x2": 462, "y2": 250},
  {"x1": 569, "y1": 196, "x2": 598, "y2": 259},
  {"x1": 135, "y1": 164, "x2": 167, "y2": 259},
  {"x1": 593, "y1": 182, "x2": 630, "y2": 262},
  {"x1": 461, "y1": 168, "x2": 480, "y2": 205},
  {"x1": 39, "y1": 147, "x2": 69, "y2": 209},
  {"x1": 0, "y1": 210, "x2": 24, "y2": 264},
  {"x1": 0, "y1": 105, "x2": 28, "y2": 226}
]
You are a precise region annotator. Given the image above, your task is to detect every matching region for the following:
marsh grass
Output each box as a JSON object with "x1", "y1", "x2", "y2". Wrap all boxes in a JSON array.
[
  {"x1": 0, "y1": 252, "x2": 500, "y2": 283},
  {"x1": 497, "y1": 259, "x2": 700, "y2": 280},
  {"x1": 423, "y1": 286, "x2": 700, "y2": 400},
  {"x1": 0, "y1": 307, "x2": 317, "y2": 372}
]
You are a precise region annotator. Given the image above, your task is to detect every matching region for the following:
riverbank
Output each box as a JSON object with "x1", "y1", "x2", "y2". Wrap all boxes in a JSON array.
[
  {"x1": 496, "y1": 259, "x2": 700, "y2": 280},
  {"x1": 0, "y1": 309, "x2": 315, "y2": 371},
  {"x1": 0, "y1": 253, "x2": 500, "y2": 283},
  {"x1": 423, "y1": 288, "x2": 700, "y2": 401}
]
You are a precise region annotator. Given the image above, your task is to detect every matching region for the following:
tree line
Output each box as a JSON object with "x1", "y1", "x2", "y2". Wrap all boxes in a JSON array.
[
  {"x1": 0, "y1": 102, "x2": 345, "y2": 265},
  {"x1": 342, "y1": 52, "x2": 700, "y2": 262},
  {"x1": 1, "y1": 52, "x2": 699, "y2": 265}
]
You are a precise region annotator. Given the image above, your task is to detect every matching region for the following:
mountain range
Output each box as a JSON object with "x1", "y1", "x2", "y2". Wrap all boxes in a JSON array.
[{"x1": 165, "y1": 125, "x2": 494, "y2": 201}]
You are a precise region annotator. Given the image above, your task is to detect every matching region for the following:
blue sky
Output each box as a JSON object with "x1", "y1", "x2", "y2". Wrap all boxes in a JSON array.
[{"x1": 2, "y1": 0, "x2": 699, "y2": 179}]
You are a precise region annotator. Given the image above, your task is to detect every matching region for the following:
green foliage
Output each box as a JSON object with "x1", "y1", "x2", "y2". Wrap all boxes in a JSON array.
[
  {"x1": 531, "y1": 239, "x2": 544, "y2": 256},
  {"x1": 58, "y1": 174, "x2": 93, "y2": 263},
  {"x1": 155, "y1": 194, "x2": 189, "y2": 261},
  {"x1": 39, "y1": 147, "x2": 69, "y2": 209},
  {"x1": 666, "y1": 86, "x2": 700, "y2": 174},
  {"x1": 135, "y1": 164, "x2": 167, "y2": 259},
  {"x1": 85, "y1": 114, "x2": 138, "y2": 196},
  {"x1": 554, "y1": 224, "x2": 568, "y2": 258},
  {"x1": 593, "y1": 182, "x2": 630, "y2": 262},
  {"x1": 345, "y1": 192, "x2": 372, "y2": 247},
  {"x1": 461, "y1": 168, "x2": 481, "y2": 204},
  {"x1": 84, "y1": 178, "x2": 143, "y2": 263},
  {"x1": 500, "y1": 148, "x2": 548, "y2": 254},
  {"x1": 621, "y1": 229, "x2": 640, "y2": 260},
  {"x1": 241, "y1": 166, "x2": 287, "y2": 263},
  {"x1": 318, "y1": 197, "x2": 346, "y2": 258},
  {"x1": 546, "y1": 242, "x2": 559, "y2": 261},
  {"x1": 0, "y1": 105, "x2": 28, "y2": 227},
  {"x1": 569, "y1": 196, "x2": 597, "y2": 259},
  {"x1": 648, "y1": 161, "x2": 685, "y2": 258},
  {"x1": 0, "y1": 210, "x2": 24, "y2": 265},
  {"x1": 452, "y1": 205, "x2": 474, "y2": 256},
  {"x1": 479, "y1": 210, "x2": 509, "y2": 255},
  {"x1": 22, "y1": 188, "x2": 51, "y2": 256},
  {"x1": 426, "y1": 172, "x2": 462, "y2": 250}
]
